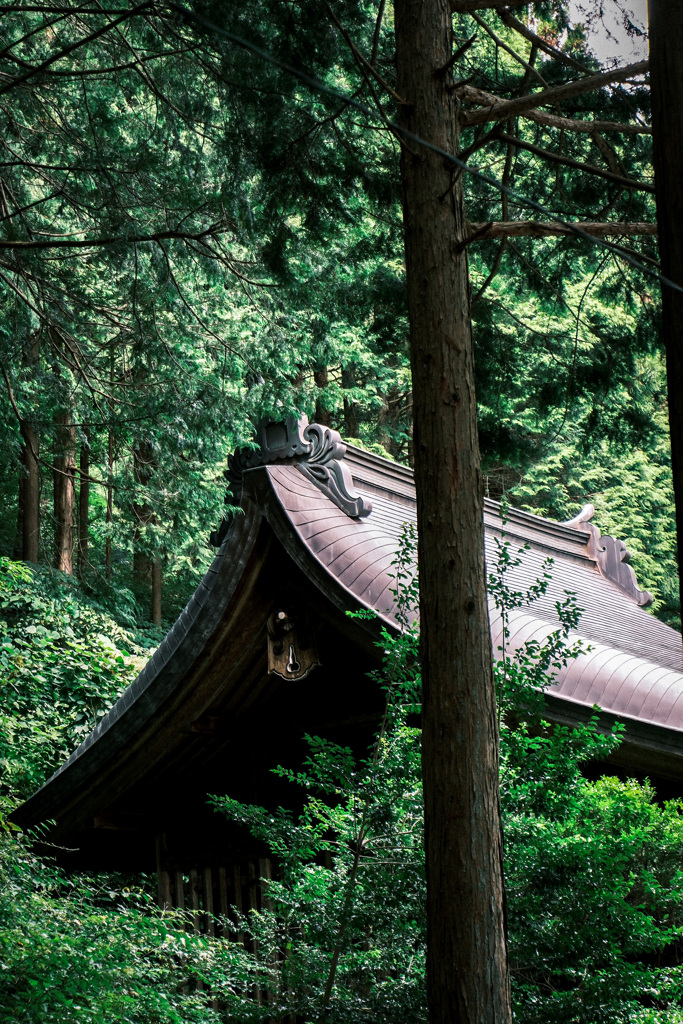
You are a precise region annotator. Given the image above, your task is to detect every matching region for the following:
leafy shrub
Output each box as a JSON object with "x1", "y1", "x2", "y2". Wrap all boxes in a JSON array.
[
  {"x1": 0, "y1": 817, "x2": 231, "y2": 1024},
  {"x1": 0, "y1": 558, "x2": 150, "y2": 799},
  {"x1": 207, "y1": 536, "x2": 683, "y2": 1023}
]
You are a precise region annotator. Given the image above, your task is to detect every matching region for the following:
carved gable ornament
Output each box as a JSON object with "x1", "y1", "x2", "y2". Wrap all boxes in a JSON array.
[
  {"x1": 211, "y1": 417, "x2": 372, "y2": 547},
  {"x1": 563, "y1": 504, "x2": 654, "y2": 607}
]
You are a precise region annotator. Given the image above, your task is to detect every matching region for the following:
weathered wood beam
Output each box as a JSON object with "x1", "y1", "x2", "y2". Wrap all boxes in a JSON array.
[
  {"x1": 460, "y1": 59, "x2": 649, "y2": 126},
  {"x1": 465, "y1": 220, "x2": 657, "y2": 241}
]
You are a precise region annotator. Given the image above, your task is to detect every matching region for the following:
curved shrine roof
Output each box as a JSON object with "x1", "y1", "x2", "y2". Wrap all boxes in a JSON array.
[{"x1": 16, "y1": 421, "x2": 683, "y2": 831}]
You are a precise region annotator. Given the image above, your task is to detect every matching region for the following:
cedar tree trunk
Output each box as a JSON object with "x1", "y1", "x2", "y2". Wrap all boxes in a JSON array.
[
  {"x1": 21, "y1": 423, "x2": 40, "y2": 563},
  {"x1": 133, "y1": 442, "x2": 162, "y2": 624},
  {"x1": 314, "y1": 365, "x2": 331, "y2": 426},
  {"x1": 394, "y1": 2, "x2": 512, "y2": 1022},
  {"x1": 78, "y1": 426, "x2": 90, "y2": 575},
  {"x1": 649, "y1": 0, "x2": 683, "y2": 625},
  {"x1": 53, "y1": 411, "x2": 76, "y2": 574},
  {"x1": 341, "y1": 365, "x2": 359, "y2": 436}
]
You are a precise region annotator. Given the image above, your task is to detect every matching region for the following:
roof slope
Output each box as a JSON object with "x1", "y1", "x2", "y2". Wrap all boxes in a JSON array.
[{"x1": 271, "y1": 441, "x2": 682, "y2": 732}]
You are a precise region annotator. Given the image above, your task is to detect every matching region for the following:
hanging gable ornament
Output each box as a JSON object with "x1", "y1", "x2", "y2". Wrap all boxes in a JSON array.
[
  {"x1": 211, "y1": 417, "x2": 372, "y2": 546},
  {"x1": 267, "y1": 609, "x2": 321, "y2": 681}
]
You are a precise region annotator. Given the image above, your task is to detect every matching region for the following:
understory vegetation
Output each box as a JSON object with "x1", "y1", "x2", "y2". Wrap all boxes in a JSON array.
[{"x1": 2, "y1": 546, "x2": 683, "y2": 1023}]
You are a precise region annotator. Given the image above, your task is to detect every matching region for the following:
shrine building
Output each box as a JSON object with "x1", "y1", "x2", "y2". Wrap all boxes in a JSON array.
[{"x1": 15, "y1": 418, "x2": 683, "y2": 922}]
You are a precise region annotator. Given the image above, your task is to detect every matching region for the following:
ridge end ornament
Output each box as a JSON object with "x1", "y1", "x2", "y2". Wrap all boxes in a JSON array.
[
  {"x1": 563, "y1": 505, "x2": 653, "y2": 607},
  {"x1": 210, "y1": 417, "x2": 311, "y2": 546},
  {"x1": 210, "y1": 417, "x2": 372, "y2": 546},
  {"x1": 296, "y1": 421, "x2": 373, "y2": 519}
]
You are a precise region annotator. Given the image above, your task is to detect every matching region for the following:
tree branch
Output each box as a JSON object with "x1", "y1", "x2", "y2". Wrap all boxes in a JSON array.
[
  {"x1": 325, "y1": 2, "x2": 404, "y2": 104},
  {"x1": 470, "y1": 12, "x2": 548, "y2": 90},
  {"x1": 459, "y1": 84, "x2": 651, "y2": 135},
  {"x1": 460, "y1": 60, "x2": 649, "y2": 126},
  {"x1": 465, "y1": 220, "x2": 657, "y2": 240},
  {"x1": 0, "y1": 1, "x2": 154, "y2": 96},
  {"x1": 0, "y1": 224, "x2": 232, "y2": 250},
  {"x1": 497, "y1": 8, "x2": 595, "y2": 76},
  {"x1": 493, "y1": 130, "x2": 655, "y2": 193},
  {"x1": 450, "y1": 0, "x2": 526, "y2": 10},
  {"x1": 1, "y1": 364, "x2": 108, "y2": 486}
]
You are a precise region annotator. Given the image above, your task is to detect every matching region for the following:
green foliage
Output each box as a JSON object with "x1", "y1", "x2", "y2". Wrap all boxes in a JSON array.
[
  {"x1": 204, "y1": 540, "x2": 683, "y2": 1023},
  {"x1": 0, "y1": 0, "x2": 673, "y2": 634},
  {"x1": 505, "y1": 764, "x2": 683, "y2": 1024},
  {"x1": 2, "y1": 538, "x2": 683, "y2": 1022},
  {"x1": 0, "y1": 2, "x2": 680, "y2": 1016},
  {"x1": 0, "y1": 827, "x2": 235, "y2": 1024},
  {"x1": 511, "y1": 357, "x2": 679, "y2": 628},
  {"x1": 211, "y1": 622, "x2": 425, "y2": 1023},
  {"x1": 0, "y1": 558, "x2": 149, "y2": 800}
]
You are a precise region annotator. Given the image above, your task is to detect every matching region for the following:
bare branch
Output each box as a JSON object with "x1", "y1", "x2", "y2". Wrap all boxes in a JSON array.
[
  {"x1": 473, "y1": 236, "x2": 507, "y2": 304},
  {"x1": 470, "y1": 13, "x2": 548, "y2": 89},
  {"x1": 465, "y1": 220, "x2": 657, "y2": 240},
  {"x1": 460, "y1": 60, "x2": 649, "y2": 127},
  {"x1": 493, "y1": 130, "x2": 655, "y2": 193},
  {"x1": 450, "y1": 0, "x2": 526, "y2": 11},
  {"x1": 497, "y1": 8, "x2": 595, "y2": 76},
  {"x1": 0, "y1": 224, "x2": 233, "y2": 250},
  {"x1": 325, "y1": 2, "x2": 405, "y2": 104},
  {"x1": 459, "y1": 84, "x2": 651, "y2": 135}
]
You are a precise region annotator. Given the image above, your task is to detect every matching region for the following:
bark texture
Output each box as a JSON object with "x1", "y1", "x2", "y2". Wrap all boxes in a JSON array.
[
  {"x1": 21, "y1": 423, "x2": 40, "y2": 563},
  {"x1": 133, "y1": 442, "x2": 162, "y2": 624},
  {"x1": 394, "y1": 1, "x2": 511, "y2": 1022},
  {"x1": 314, "y1": 365, "x2": 332, "y2": 426},
  {"x1": 78, "y1": 427, "x2": 90, "y2": 575},
  {"x1": 649, "y1": 0, "x2": 683, "y2": 629},
  {"x1": 53, "y1": 411, "x2": 76, "y2": 574},
  {"x1": 341, "y1": 365, "x2": 359, "y2": 437}
]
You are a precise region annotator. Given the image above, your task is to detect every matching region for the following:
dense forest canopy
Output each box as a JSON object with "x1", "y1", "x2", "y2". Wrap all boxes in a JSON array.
[{"x1": 0, "y1": 0, "x2": 673, "y2": 625}]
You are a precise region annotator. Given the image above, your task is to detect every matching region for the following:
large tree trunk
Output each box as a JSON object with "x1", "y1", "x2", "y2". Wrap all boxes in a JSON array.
[
  {"x1": 53, "y1": 411, "x2": 76, "y2": 574},
  {"x1": 78, "y1": 426, "x2": 90, "y2": 575},
  {"x1": 18, "y1": 331, "x2": 41, "y2": 564},
  {"x1": 314, "y1": 365, "x2": 331, "y2": 426},
  {"x1": 649, "y1": 0, "x2": 683, "y2": 627},
  {"x1": 394, "y1": 2, "x2": 511, "y2": 1023},
  {"x1": 151, "y1": 557, "x2": 162, "y2": 626},
  {"x1": 341, "y1": 366, "x2": 359, "y2": 437}
]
